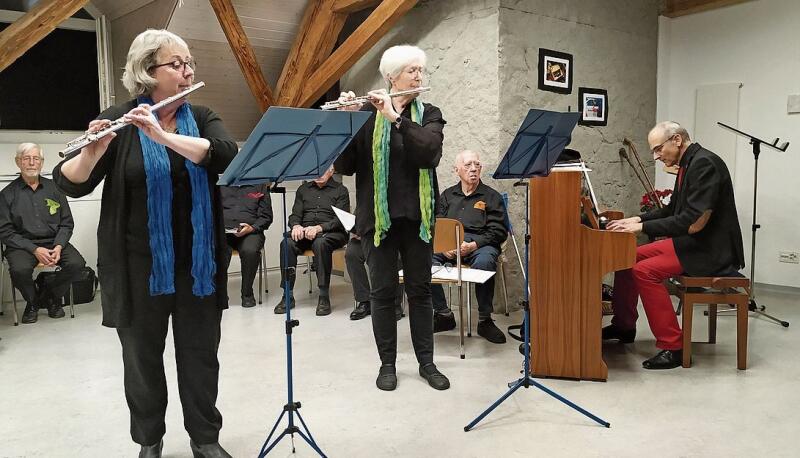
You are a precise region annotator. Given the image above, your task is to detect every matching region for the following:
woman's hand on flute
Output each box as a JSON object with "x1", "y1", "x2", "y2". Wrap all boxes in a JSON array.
[
  {"x1": 124, "y1": 104, "x2": 170, "y2": 145},
  {"x1": 336, "y1": 91, "x2": 362, "y2": 111},
  {"x1": 367, "y1": 89, "x2": 400, "y2": 122},
  {"x1": 80, "y1": 119, "x2": 115, "y2": 161}
]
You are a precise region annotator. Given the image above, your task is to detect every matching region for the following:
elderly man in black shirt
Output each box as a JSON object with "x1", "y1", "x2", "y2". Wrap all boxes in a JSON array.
[
  {"x1": 275, "y1": 166, "x2": 349, "y2": 316},
  {"x1": 432, "y1": 150, "x2": 508, "y2": 344},
  {"x1": 0, "y1": 143, "x2": 85, "y2": 323},
  {"x1": 220, "y1": 183, "x2": 272, "y2": 308}
]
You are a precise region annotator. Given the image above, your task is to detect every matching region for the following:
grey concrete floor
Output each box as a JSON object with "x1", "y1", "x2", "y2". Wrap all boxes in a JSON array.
[{"x1": 1, "y1": 276, "x2": 798, "y2": 457}]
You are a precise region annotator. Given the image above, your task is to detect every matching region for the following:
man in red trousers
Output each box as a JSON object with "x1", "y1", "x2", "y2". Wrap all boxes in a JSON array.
[{"x1": 605, "y1": 121, "x2": 744, "y2": 369}]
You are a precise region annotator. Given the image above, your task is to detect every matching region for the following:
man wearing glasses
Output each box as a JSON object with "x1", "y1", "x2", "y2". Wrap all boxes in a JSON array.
[
  {"x1": 0, "y1": 143, "x2": 86, "y2": 323},
  {"x1": 431, "y1": 150, "x2": 508, "y2": 343},
  {"x1": 605, "y1": 121, "x2": 744, "y2": 370}
]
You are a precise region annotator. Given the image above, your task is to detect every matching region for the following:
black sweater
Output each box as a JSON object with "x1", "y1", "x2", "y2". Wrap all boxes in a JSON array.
[
  {"x1": 52, "y1": 100, "x2": 238, "y2": 328},
  {"x1": 641, "y1": 143, "x2": 745, "y2": 276},
  {"x1": 334, "y1": 102, "x2": 446, "y2": 237}
]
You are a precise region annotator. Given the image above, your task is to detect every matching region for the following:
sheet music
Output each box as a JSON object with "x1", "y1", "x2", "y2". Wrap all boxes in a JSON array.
[
  {"x1": 332, "y1": 206, "x2": 355, "y2": 232},
  {"x1": 580, "y1": 161, "x2": 600, "y2": 212},
  {"x1": 399, "y1": 266, "x2": 495, "y2": 284}
]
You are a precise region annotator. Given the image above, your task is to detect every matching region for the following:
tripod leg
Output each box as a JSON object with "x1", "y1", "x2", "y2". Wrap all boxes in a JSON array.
[
  {"x1": 259, "y1": 409, "x2": 287, "y2": 457},
  {"x1": 752, "y1": 308, "x2": 790, "y2": 327},
  {"x1": 528, "y1": 378, "x2": 611, "y2": 427},
  {"x1": 464, "y1": 378, "x2": 524, "y2": 431}
]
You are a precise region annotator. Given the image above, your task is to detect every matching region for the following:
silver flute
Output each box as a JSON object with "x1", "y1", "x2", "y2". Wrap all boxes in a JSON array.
[
  {"x1": 320, "y1": 86, "x2": 430, "y2": 110},
  {"x1": 59, "y1": 81, "x2": 206, "y2": 157}
]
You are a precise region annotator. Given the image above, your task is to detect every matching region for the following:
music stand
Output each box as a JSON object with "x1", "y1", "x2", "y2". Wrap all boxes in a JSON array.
[
  {"x1": 219, "y1": 106, "x2": 371, "y2": 457},
  {"x1": 717, "y1": 122, "x2": 790, "y2": 327},
  {"x1": 465, "y1": 109, "x2": 610, "y2": 432}
]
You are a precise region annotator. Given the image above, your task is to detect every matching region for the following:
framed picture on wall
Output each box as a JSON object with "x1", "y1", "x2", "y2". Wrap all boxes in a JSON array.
[
  {"x1": 578, "y1": 87, "x2": 608, "y2": 126},
  {"x1": 538, "y1": 48, "x2": 573, "y2": 94}
]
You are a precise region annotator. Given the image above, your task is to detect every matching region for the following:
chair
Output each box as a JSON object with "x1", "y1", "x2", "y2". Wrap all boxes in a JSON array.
[
  {"x1": 230, "y1": 248, "x2": 266, "y2": 304},
  {"x1": 672, "y1": 274, "x2": 750, "y2": 369},
  {"x1": 0, "y1": 253, "x2": 75, "y2": 326},
  {"x1": 299, "y1": 246, "x2": 347, "y2": 294}
]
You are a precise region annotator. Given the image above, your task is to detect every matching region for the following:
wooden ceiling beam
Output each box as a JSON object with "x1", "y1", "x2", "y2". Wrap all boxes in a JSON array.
[
  {"x1": 275, "y1": 0, "x2": 347, "y2": 107},
  {"x1": 209, "y1": 0, "x2": 274, "y2": 112},
  {"x1": 331, "y1": 0, "x2": 382, "y2": 14},
  {"x1": 0, "y1": 0, "x2": 89, "y2": 72},
  {"x1": 662, "y1": 0, "x2": 751, "y2": 18},
  {"x1": 298, "y1": 0, "x2": 418, "y2": 108}
]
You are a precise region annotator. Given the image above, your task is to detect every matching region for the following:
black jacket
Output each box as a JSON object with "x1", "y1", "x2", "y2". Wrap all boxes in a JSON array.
[
  {"x1": 220, "y1": 184, "x2": 273, "y2": 231},
  {"x1": 437, "y1": 181, "x2": 507, "y2": 249},
  {"x1": 288, "y1": 179, "x2": 350, "y2": 234},
  {"x1": 641, "y1": 143, "x2": 744, "y2": 276},
  {"x1": 0, "y1": 176, "x2": 74, "y2": 251},
  {"x1": 334, "y1": 103, "x2": 445, "y2": 237},
  {"x1": 52, "y1": 101, "x2": 238, "y2": 328}
]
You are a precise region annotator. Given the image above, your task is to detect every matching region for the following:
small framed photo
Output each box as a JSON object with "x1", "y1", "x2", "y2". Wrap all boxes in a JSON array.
[
  {"x1": 538, "y1": 48, "x2": 573, "y2": 94},
  {"x1": 578, "y1": 87, "x2": 608, "y2": 126}
]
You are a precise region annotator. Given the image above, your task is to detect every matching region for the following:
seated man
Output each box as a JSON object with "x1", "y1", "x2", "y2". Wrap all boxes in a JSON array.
[
  {"x1": 346, "y1": 231, "x2": 404, "y2": 321},
  {"x1": 221, "y1": 183, "x2": 273, "y2": 308},
  {"x1": 606, "y1": 121, "x2": 744, "y2": 370},
  {"x1": 275, "y1": 166, "x2": 349, "y2": 316},
  {"x1": 431, "y1": 150, "x2": 508, "y2": 344},
  {"x1": 0, "y1": 143, "x2": 86, "y2": 323}
]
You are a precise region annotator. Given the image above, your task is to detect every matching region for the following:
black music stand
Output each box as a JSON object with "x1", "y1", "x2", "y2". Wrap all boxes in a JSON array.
[
  {"x1": 219, "y1": 106, "x2": 371, "y2": 457},
  {"x1": 717, "y1": 122, "x2": 790, "y2": 327},
  {"x1": 465, "y1": 109, "x2": 610, "y2": 432}
]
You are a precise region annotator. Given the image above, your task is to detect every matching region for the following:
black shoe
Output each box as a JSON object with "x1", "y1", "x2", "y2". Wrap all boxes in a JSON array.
[
  {"x1": 273, "y1": 295, "x2": 295, "y2": 314},
  {"x1": 433, "y1": 312, "x2": 456, "y2": 333},
  {"x1": 602, "y1": 324, "x2": 636, "y2": 343},
  {"x1": 316, "y1": 295, "x2": 331, "y2": 316},
  {"x1": 419, "y1": 363, "x2": 450, "y2": 390},
  {"x1": 642, "y1": 349, "x2": 683, "y2": 370},
  {"x1": 138, "y1": 440, "x2": 163, "y2": 458},
  {"x1": 241, "y1": 295, "x2": 256, "y2": 308},
  {"x1": 189, "y1": 440, "x2": 232, "y2": 458},
  {"x1": 350, "y1": 301, "x2": 371, "y2": 320},
  {"x1": 376, "y1": 364, "x2": 397, "y2": 391},
  {"x1": 47, "y1": 303, "x2": 65, "y2": 319},
  {"x1": 477, "y1": 318, "x2": 506, "y2": 344},
  {"x1": 395, "y1": 304, "x2": 403, "y2": 321},
  {"x1": 21, "y1": 303, "x2": 38, "y2": 324}
]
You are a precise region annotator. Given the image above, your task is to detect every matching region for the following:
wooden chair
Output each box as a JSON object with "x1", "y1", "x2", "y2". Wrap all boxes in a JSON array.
[
  {"x1": 230, "y1": 248, "x2": 266, "y2": 304},
  {"x1": 430, "y1": 218, "x2": 467, "y2": 358},
  {"x1": 299, "y1": 246, "x2": 347, "y2": 294},
  {"x1": 672, "y1": 274, "x2": 750, "y2": 369}
]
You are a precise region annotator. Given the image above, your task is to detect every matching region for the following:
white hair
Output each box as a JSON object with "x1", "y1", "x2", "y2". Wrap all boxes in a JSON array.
[
  {"x1": 16, "y1": 142, "x2": 43, "y2": 159},
  {"x1": 122, "y1": 29, "x2": 189, "y2": 97},
  {"x1": 378, "y1": 45, "x2": 427, "y2": 85},
  {"x1": 455, "y1": 150, "x2": 480, "y2": 166},
  {"x1": 651, "y1": 121, "x2": 691, "y2": 142}
]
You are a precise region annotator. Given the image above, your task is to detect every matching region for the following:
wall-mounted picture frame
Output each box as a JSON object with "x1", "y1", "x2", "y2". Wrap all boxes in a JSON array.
[
  {"x1": 578, "y1": 87, "x2": 608, "y2": 126},
  {"x1": 538, "y1": 48, "x2": 573, "y2": 94}
]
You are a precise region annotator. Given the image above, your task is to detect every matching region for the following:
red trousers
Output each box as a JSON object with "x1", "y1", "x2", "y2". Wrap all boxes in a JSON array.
[{"x1": 611, "y1": 238, "x2": 684, "y2": 350}]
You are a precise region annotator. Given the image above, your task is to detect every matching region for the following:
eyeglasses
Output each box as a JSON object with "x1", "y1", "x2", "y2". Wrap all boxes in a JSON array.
[
  {"x1": 19, "y1": 156, "x2": 42, "y2": 163},
  {"x1": 150, "y1": 58, "x2": 196, "y2": 73},
  {"x1": 651, "y1": 135, "x2": 676, "y2": 155}
]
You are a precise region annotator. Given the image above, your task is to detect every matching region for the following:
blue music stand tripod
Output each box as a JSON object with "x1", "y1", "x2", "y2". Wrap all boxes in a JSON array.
[
  {"x1": 219, "y1": 106, "x2": 371, "y2": 456},
  {"x1": 465, "y1": 109, "x2": 610, "y2": 432}
]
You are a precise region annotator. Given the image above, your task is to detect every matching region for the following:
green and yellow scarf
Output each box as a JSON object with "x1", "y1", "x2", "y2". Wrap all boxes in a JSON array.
[{"x1": 372, "y1": 99, "x2": 435, "y2": 246}]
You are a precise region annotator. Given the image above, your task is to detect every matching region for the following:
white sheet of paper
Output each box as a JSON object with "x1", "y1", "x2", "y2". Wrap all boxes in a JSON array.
[
  {"x1": 332, "y1": 206, "x2": 355, "y2": 231},
  {"x1": 398, "y1": 266, "x2": 495, "y2": 284}
]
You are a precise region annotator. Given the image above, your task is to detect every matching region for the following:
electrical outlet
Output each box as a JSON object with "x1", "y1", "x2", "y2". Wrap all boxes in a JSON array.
[{"x1": 779, "y1": 251, "x2": 799, "y2": 264}]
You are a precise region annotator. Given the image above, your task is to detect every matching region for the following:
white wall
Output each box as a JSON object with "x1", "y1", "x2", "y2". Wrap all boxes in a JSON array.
[{"x1": 657, "y1": 0, "x2": 800, "y2": 288}]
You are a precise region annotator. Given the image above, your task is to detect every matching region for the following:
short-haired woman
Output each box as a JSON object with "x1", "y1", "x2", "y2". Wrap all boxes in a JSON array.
[
  {"x1": 335, "y1": 45, "x2": 449, "y2": 392},
  {"x1": 53, "y1": 29, "x2": 237, "y2": 458}
]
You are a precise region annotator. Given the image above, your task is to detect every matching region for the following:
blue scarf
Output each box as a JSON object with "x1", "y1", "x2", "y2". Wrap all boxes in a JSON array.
[{"x1": 136, "y1": 98, "x2": 216, "y2": 297}]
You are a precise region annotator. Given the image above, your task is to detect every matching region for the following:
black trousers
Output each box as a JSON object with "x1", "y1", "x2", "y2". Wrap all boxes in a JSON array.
[
  {"x1": 223, "y1": 232, "x2": 264, "y2": 297},
  {"x1": 431, "y1": 245, "x2": 500, "y2": 319},
  {"x1": 362, "y1": 219, "x2": 434, "y2": 365},
  {"x1": 345, "y1": 236, "x2": 404, "y2": 305},
  {"x1": 117, "y1": 255, "x2": 223, "y2": 446},
  {"x1": 279, "y1": 232, "x2": 347, "y2": 293},
  {"x1": 5, "y1": 243, "x2": 85, "y2": 306}
]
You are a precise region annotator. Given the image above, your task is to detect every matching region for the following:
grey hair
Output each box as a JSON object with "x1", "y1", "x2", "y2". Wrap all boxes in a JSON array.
[
  {"x1": 16, "y1": 142, "x2": 43, "y2": 159},
  {"x1": 652, "y1": 121, "x2": 691, "y2": 142},
  {"x1": 455, "y1": 150, "x2": 481, "y2": 166},
  {"x1": 121, "y1": 29, "x2": 189, "y2": 97},
  {"x1": 378, "y1": 45, "x2": 426, "y2": 85}
]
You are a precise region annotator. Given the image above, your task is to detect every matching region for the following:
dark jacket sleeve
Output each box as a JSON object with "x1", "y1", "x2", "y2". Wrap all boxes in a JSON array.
[
  {"x1": 642, "y1": 157, "x2": 720, "y2": 237},
  {"x1": 471, "y1": 193, "x2": 508, "y2": 248},
  {"x1": 53, "y1": 192, "x2": 74, "y2": 248},
  {"x1": 0, "y1": 188, "x2": 37, "y2": 252},
  {"x1": 321, "y1": 184, "x2": 350, "y2": 232},
  {"x1": 639, "y1": 193, "x2": 675, "y2": 222},
  {"x1": 195, "y1": 106, "x2": 238, "y2": 174},
  {"x1": 253, "y1": 184, "x2": 273, "y2": 231},
  {"x1": 399, "y1": 105, "x2": 445, "y2": 169},
  {"x1": 288, "y1": 186, "x2": 305, "y2": 228},
  {"x1": 436, "y1": 189, "x2": 448, "y2": 217}
]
